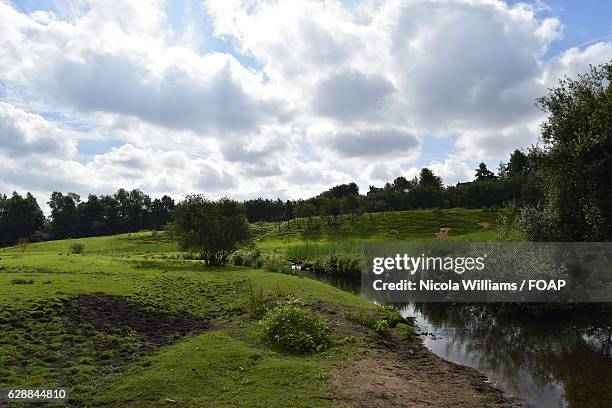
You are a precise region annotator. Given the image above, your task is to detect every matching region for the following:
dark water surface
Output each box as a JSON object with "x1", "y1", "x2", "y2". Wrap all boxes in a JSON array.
[{"x1": 298, "y1": 270, "x2": 612, "y2": 408}]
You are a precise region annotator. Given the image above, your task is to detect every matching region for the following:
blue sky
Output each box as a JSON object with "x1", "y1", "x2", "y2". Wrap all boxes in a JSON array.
[{"x1": 1, "y1": 0, "x2": 611, "y2": 208}]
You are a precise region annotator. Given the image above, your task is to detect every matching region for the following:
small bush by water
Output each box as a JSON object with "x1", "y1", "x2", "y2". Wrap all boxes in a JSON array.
[
  {"x1": 259, "y1": 302, "x2": 329, "y2": 353},
  {"x1": 344, "y1": 308, "x2": 409, "y2": 338}
]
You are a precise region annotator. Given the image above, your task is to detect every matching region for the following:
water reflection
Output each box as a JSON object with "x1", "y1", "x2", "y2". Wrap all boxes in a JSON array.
[
  {"x1": 298, "y1": 271, "x2": 612, "y2": 408},
  {"x1": 407, "y1": 304, "x2": 612, "y2": 408}
]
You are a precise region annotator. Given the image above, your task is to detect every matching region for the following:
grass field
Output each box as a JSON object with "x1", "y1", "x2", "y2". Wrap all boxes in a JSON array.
[
  {"x1": 0, "y1": 208, "x2": 508, "y2": 407},
  {"x1": 253, "y1": 208, "x2": 508, "y2": 259}
]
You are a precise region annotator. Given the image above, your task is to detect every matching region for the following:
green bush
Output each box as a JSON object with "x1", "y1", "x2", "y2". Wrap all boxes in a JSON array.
[
  {"x1": 70, "y1": 242, "x2": 85, "y2": 254},
  {"x1": 373, "y1": 319, "x2": 390, "y2": 336},
  {"x1": 232, "y1": 249, "x2": 263, "y2": 268},
  {"x1": 344, "y1": 309, "x2": 409, "y2": 337},
  {"x1": 259, "y1": 303, "x2": 329, "y2": 353},
  {"x1": 232, "y1": 252, "x2": 245, "y2": 266},
  {"x1": 301, "y1": 258, "x2": 325, "y2": 273}
]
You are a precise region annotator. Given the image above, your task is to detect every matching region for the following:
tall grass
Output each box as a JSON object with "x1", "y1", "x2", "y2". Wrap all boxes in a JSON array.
[{"x1": 285, "y1": 240, "x2": 363, "y2": 260}]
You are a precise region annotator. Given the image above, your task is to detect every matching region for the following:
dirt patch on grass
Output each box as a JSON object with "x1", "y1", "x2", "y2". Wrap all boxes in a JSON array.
[
  {"x1": 61, "y1": 294, "x2": 212, "y2": 348},
  {"x1": 332, "y1": 338, "x2": 520, "y2": 408}
]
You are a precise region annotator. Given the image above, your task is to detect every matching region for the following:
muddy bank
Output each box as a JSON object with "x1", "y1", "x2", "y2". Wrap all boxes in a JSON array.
[
  {"x1": 311, "y1": 303, "x2": 520, "y2": 408},
  {"x1": 333, "y1": 342, "x2": 520, "y2": 408}
]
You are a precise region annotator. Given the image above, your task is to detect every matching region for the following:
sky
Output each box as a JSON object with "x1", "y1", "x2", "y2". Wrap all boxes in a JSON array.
[{"x1": 1, "y1": 0, "x2": 611, "y2": 211}]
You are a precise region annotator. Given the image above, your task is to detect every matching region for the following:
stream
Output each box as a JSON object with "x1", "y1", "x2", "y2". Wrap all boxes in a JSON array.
[{"x1": 298, "y1": 270, "x2": 612, "y2": 408}]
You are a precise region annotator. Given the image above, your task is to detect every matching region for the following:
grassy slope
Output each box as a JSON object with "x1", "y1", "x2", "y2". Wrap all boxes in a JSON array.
[
  {"x1": 253, "y1": 208, "x2": 503, "y2": 257},
  {"x1": 0, "y1": 208, "x2": 504, "y2": 407},
  {"x1": 0, "y1": 233, "x2": 373, "y2": 407}
]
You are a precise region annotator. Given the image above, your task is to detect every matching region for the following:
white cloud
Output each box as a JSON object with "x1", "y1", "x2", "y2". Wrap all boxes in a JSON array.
[
  {"x1": 0, "y1": 1, "x2": 286, "y2": 137},
  {"x1": 0, "y1": 0, "x2": 611, "y2": 205},
  {"x1": 428, "y1": 157, "x2": 474, "y2": 186},
  {"x1": 0, "y1": 102, "x2": 77, "y2": 157},
  {"x1": 315, "y1": 128, "x2": 420, "y2": 159}
]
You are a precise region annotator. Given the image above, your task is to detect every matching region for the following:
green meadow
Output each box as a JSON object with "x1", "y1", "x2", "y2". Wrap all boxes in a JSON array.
[{"x1": 0, "y1": 208, "x2": 501, "y2": 407}]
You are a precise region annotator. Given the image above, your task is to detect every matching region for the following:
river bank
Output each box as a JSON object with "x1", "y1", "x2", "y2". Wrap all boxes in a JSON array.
[{"x1": 312, "y1": 301, "x2": 520, "y2": 408}]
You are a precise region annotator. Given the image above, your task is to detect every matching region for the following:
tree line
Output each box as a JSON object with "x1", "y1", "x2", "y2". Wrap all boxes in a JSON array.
[
  {"x1": 0, "y1": 189, "x2": 174, "y2": 246},
  {"x1": 242, "y1": 150, "x2": 542, "y2": 226},
  {"x1": 0, "y1": 151, "x2": 540, "y2": 247}
]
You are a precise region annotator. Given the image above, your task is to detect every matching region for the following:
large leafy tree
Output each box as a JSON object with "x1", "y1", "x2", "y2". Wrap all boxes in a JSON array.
[
  {"x1": 0, "y1": 192, "x2": 44, "y2": 246},
  {"x1": 172, "y1": 196, "x2": 250, "y2": 265},
  {"x1": 48, "y1": 192, "x2": 80, "y2": 238},
  {"x1": 527, "y1": 60, "x2": 612, "y2": 241}
]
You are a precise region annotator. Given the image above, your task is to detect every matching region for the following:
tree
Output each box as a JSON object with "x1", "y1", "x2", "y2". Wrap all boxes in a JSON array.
[
  {"x1": 322, "y1": 197, "x2": 342, "y2": 225},
  {"x1": 18, "y1": 238, "x2": 29, "y2": 253},
  {"x1": 48, "y1": 192, "x2": 80, "y2": 238},
  {"x1": 524, "y1": 60, "x2": 612, "y2": 241},
  {"x1": 344, "y1": 194, "x2": 361, "y2": 223},
  {"x1": 418, "y1": 168, "x2": 443, "y2": 190},
  {"x1": 392, "y1": 176, "x2": 417, "y2": 192},
  {"x1": 500, "y1": 150, "x2": 531, "y2": 178},
  {"x1": 319, "y1": 183, "x2": 359, "y2": 199},
  {"x1": 296, "y1": 200, "x2": 318, "y2": 229},
  {"x1": 172, "y1": 196, "x2": 250, "y2": 265},
  {"x1": 0, "y1": 192, "x2": 44, "y2": 246},
  {"x1": 474, "y1": 163, "x2": 496, "y2": 181},
  {"x1": 150, "y1": 195, "x2": 175, "y2": 230}
]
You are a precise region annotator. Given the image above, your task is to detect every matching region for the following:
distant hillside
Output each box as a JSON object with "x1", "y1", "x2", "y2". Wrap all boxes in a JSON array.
[{"x1": 253, "y1": 208, "x2": 503, "y2": 249}]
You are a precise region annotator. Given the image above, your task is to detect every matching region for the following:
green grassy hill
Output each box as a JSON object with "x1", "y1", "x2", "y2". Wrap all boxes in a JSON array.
[
  {"x1": 0, "y1": 228, "x2": 379, "y2": 407},
  {"x1": 252, "y1": 208, "x2": 506, "y2": 260},
  {"x1": 0, "y1": 208, "x2": 514, "y2": 406},
  {"x1": 254, "y1": 208, "x2": 501, "y2": 244},
  {"x1": 1, "y1": 230, "x2": 179, "y2": 256}
]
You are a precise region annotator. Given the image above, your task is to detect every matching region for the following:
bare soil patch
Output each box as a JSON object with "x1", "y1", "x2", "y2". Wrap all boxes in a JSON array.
[
  {"x1": 328, "y1": 311, "x2": 521, "y2": 408},
  {"x1": 61, "y1": 293, "x2": 212, "y2": 348}
]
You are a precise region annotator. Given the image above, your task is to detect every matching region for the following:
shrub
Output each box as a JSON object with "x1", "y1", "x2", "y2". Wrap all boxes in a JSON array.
[
  {"x1": 260, "y1": 303, "x2": 329, "y2": 353},
  {"x1": 373, "y1": 319, "x2": 390, "y2": 336},
  {"x1": 232, "y1": 252, "x2": 245, "y2": 266},
  {"x1": 517, "y1": 205, "x2": 558, "y2": 241},
  {"x1": 344, "y1": 309, "x2": 407, "y2": 337},
  {"x1": 233, "y1": 249, "x2": 263, "y2": 268},
  {"x1": 172, "y1": 196, "x2": 250, "y2": 265},
  {"x1": 382, "y1": 308, "x2": 405, "y2": 327},
  {"x1": 70, "y1": 242, "x2": 85, "y2": 254},
  {"x1": 302, "y1": 258, "x2": 325, "y2": 273}
]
